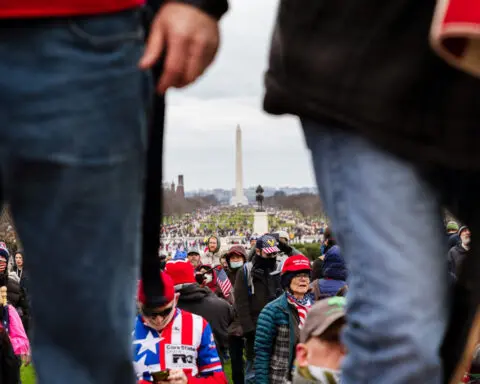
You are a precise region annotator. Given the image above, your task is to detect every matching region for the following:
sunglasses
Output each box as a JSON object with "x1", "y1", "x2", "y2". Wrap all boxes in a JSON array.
[{"x1": 142, "y1": 305, "x2": 174, "y2": 319}]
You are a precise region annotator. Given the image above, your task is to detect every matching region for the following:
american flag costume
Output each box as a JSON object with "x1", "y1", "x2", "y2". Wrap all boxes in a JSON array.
[{"x1": 133, "y1": 309, "x2": 225, "y2": 383}]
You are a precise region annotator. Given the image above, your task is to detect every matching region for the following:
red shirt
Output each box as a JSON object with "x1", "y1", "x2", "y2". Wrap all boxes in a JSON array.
[{"x1": 0, "y1": 0, "x2": 145, "y2": 18}]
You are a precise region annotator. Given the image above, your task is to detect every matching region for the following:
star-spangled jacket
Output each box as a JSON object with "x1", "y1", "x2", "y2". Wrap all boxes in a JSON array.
[{"x1": 133, "y1": 309, "x2": 227, "y2": 384}]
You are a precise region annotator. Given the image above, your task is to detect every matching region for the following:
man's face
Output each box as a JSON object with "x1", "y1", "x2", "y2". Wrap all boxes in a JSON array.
[
  {"x1": 296, "y1": 335, "x2": 346, "y2": 371},
  {"x1": 208, "y1": 238, "x2": 218, "y2": 252},
  {"x1": 187, "y1": 253, "x2": 200, "y2": 267},
  {"x1": 279, "y1": 237, "x2": 288, "y2": 245},
  {"x1": 250, "y1": 240, "x2": 257, "y2": 247},
  {"x1": 141, "y1": 294, "x2": 179, "y2": 331},
  {"x1": 0, "y1": 257, "x2": 7, "y2": 273},
  {"x1": 461, "y1": 229, "x2": 471, "y2": 244}
]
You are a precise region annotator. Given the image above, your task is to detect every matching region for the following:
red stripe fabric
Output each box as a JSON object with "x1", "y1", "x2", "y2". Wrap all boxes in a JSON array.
[{"x1": 0, "y1": 0, "x2": 144, "y2": 18}]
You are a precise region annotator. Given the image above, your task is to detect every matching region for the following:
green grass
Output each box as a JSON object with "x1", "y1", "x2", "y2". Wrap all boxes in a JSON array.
[
  {"x1": 21, "y1": 365, "x2": 36, "y2": 384},
  {"x1": 19, "y1": 362, "x2": 232, "y2": 384}
]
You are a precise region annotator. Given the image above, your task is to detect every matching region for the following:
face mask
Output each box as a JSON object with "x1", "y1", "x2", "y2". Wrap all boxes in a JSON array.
[
  {"x1": 230, "y1": 261, "x2": 244, "y2": 269},
  {"x1": 204, "y1": 274, "x2": 213, "y2": 284},
  {"x1": 195, "y1": 274, "x2": 205, "y2": 284},
  {"x1": 308, "y1": 366, "x2": 340, "y2": 384}
]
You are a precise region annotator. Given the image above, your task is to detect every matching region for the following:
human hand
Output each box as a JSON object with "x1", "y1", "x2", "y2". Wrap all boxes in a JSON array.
[
  {"x1": 21, "y1": 354, "x2": 31, "y2": 366},
  {"x1": 157, "y1": 369, "x2": 188, "y2": 384},
  {"x1": 139, "y1": 2, "x2": 220, "y2": 93}
]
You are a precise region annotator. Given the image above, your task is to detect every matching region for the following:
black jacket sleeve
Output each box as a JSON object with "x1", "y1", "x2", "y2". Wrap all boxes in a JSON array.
[
  {"x1": 234, "y1": 268, "x2": 255, "y2": 334},
  {"x1": 0, "y1": 329, "x2": 20, "y2": 384}
]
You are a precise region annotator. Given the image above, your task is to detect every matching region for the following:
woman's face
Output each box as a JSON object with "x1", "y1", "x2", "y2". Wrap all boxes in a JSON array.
[
  {"x1": 15, "y1": 253, "x2": 23, "y2": 268},
  {"x1": 290, "y1": 273, "x2": 311, "y2": 295}
]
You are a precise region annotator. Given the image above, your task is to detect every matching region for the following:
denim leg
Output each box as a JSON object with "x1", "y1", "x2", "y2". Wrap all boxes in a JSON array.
[
  {"x1": 0, "y1": 10, "x2": 148, "y2": 384},
  {"x1": 301, "y1": 118, "x2": 449, "y2": 384}
]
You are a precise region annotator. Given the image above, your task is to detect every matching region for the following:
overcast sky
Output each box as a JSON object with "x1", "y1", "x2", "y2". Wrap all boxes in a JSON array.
[{"x1": 163, "y1": 0, "x2": 317, "y2": 191}]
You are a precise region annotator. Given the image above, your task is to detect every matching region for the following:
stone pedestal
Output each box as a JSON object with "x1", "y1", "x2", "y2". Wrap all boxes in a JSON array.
[{"x1": 253, "y1": 212, "x2": 269, "y2": 235}]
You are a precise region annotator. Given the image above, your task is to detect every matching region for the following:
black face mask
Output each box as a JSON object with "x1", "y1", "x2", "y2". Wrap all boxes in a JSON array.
[
  {"x1": 253, "y1": 255, "x2": 276, "y2": 270},
  {"x1": 195, "y1": 274, "x2": 205, "y2": 284}
]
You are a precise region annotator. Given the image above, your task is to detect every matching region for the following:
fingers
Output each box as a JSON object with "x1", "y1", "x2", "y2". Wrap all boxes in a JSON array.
[
  {"x1": 158, "y1": 33, "x2": 190, "y2": 93},
  {"x1": 182, "y1": 32, "x2": 219, "y2": 87},
  {"x1": 139, "y1": 16, "x2": 165, "y2": 70}
]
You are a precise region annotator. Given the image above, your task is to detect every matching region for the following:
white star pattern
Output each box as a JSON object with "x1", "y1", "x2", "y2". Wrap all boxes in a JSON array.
[
  {"x1": 133, "y1": 331, "x2": 162, "y2": 355},
  {"x1": 133, "y1": 354, "x2": 149, "y2": 378}
]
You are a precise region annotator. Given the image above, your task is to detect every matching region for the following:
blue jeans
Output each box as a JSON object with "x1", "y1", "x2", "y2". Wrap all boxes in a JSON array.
[
  {"x1": 0, "y1": 10, "x2": 149, "y2": 383},
  {"x1": 302, "y1": 118, "x2": 450, "y2": 383}
]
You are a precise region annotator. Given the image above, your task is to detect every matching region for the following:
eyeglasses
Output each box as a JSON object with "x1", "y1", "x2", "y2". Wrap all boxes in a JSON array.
[
  {"x1": 142, "y1": 305, "x2": 174, "y2": 319},
  {"x1": 293, "y1": 273, "x2": 310, "y2": 279}
]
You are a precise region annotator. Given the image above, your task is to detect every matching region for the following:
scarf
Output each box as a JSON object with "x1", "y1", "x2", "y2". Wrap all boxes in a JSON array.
[{"x1": 287, "y1": 292, "x2": 311, "y2": 328}]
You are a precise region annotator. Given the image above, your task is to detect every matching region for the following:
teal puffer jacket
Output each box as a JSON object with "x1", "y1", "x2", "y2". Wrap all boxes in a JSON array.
[{"x1": 254, "y1": 293, "x2": 299, "y2": 384}]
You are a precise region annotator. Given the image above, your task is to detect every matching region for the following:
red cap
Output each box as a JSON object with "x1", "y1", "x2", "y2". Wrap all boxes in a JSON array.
[
  {"x1": 137, "y1": 271, "x2": 175, "y2": 308},
  {"x1": 165, "y1": 260, "x2": 196, "y2": 285},
  {"x1": 281, "y1": 255, "x2": 311, "y2": 275}
]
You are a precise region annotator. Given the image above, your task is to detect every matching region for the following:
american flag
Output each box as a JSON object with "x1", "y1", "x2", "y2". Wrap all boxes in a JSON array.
[{"x1": 216, "y1": 268, "x2": 232, "y2": 298}]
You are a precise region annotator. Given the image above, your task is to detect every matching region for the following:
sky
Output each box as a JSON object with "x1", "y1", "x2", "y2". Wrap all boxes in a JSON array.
[{"x1": 163, "y1": 0, "x2": 317, "y2": 191}]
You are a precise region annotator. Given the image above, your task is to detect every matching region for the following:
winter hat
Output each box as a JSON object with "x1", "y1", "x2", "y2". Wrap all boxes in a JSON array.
[
  {"x1": 225, "y1": 245, "x2": 247, "y2": 262},
  {"x1": 281, "y1": 255, "x2": 311, "y2": 289},
  {"x1": 137, "y1": 271, "x2": 175, "y2": 308},
  {"x1": 0, "y1": 243, "x2": 9, "y2": 262},
  {"x1": 447, "y1": 221, "x2": 460, "y2": 232},
  {"x1": 458, "y1": 226, "x2": 470, "y2": 237},
  {"x1": 275, "y1": 231, "x2": 290, "y2": 242},
  {"x1": 165, "y1": 260, "x2": 196, "y2": 286},
  {"x1": 173, "y1": 250, "x2": 187, "y2": 260}
]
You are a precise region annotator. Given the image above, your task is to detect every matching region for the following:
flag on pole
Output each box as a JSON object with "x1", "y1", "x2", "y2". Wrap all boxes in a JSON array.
[{"x1": 216, "y1": 268, "x2": 232, "y2": 298}]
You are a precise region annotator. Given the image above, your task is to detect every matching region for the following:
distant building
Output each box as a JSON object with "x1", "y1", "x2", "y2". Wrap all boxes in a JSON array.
[{"x1": 176, "y1": 175, "x2": 185, "y2": 199}]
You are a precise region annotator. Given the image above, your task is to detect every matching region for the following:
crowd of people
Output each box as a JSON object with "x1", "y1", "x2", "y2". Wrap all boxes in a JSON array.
[{"x1": 133, "y1": 228, "x2": 350, "y2": 384}]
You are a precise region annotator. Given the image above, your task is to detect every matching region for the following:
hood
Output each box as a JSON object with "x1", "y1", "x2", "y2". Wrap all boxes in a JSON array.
[
  {"x1": 225, "y1": 245, "x2": 247, "y2": 262},
  {"x1": 322, "y1": 245, "x2": 348, "y2": 281},
  {"x1": 453, "y1": 244, "x2": 469, "y2": 254},
  {"x1": 178, "y1": 284, "x2": 211, "y2": 302},
  {"x1": 207, "y1": 235, "x2": 221, "y2": 254}
]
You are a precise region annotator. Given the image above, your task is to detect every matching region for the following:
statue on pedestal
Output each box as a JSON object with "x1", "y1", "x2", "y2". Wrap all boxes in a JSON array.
[{"x1": 256, "y1": 185, "x2": 264, "y2": 212}]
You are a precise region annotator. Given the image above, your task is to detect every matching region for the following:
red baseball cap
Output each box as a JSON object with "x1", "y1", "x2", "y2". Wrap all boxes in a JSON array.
[{"x1": 281, "y1": 255, "x2": 311, "y2": 275}]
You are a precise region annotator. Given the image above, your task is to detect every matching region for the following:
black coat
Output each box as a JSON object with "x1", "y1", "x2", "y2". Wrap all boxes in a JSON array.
[
  {"x1": 0, "y1": 274, "x2": 29, "y2": 332},
  {"x1": 264, "y1": 0, "x2": 480, "y2": 169},
  {"x1": 176, "y1": 284, "x2": 233, "y2": 355},
  {"x1": 0, "y1": 328, "x2": 20, "y2": 384},
  {"x1": 233, "y1": 257, "x2": 282, "y2": 334}
]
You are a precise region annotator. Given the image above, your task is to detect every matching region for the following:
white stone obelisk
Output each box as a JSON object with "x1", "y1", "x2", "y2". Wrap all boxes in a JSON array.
[{"x1": 231, "y1": 125, "x2": 248, "y2": 206}]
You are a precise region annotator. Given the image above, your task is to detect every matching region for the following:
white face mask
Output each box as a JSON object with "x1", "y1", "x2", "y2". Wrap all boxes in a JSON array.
[
  {"x1": 204, "y1": 274, "x2": 213, "y2": 284},
  {"x1": 308, "y1": 366, "x2": 340, "y2": 384},
  {"x1": 230, "y1": 261, "x2": 244, "y2": 269}
]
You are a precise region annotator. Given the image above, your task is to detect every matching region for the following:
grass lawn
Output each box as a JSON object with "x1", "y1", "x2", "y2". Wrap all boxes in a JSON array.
[
  {"x1": 20, "y1": 362, "x2": 233, "y2": 384},
  {"x1": 21, "y1": 365, "x2": 36, "y2": 384}
]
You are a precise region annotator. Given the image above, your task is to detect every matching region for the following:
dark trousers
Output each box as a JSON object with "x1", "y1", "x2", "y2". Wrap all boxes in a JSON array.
[{"x1": 228, "y1": 335, "x2": 245, "y2": 384}]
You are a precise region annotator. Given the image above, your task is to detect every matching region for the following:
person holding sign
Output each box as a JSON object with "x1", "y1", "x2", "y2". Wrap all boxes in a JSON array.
[{"x1": 134, "y1": 272, "x2": 227, "y2": 384}]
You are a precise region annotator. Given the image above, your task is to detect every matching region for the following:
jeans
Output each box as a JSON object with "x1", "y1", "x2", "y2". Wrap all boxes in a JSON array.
[
  {"x1": 0, "y1": 10, "x2": 149, "y2": 384},
  {"x1": 228, "y1": 335, "x2": 245, "y2": 384},
  {"x1": 301, "y1": 118, "x2": 451, "y2": 383}
]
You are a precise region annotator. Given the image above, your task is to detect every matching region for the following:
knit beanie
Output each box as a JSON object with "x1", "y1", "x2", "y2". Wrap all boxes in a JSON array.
[
  {"x1": 447, "y1": 221, "x2": 460, "y2": 232},
  {"x1": 0, "y1": 243, "x2": 9, "y2": 262},
  {"x1": 165, "y1": 260, "x2": 196, "y2": 286},
  {"x1": 137, "y1": 271, "x2": 175, "y2": 308}
]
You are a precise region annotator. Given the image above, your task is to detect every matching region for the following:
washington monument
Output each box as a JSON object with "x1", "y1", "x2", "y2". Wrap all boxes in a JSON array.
[{"x1": 230, "y1": 125, "x2": 248, "y2": 206}]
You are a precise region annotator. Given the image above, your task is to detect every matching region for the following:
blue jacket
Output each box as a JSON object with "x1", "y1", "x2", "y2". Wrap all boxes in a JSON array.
[
  {"x1": 254, "y1": 294, "x2": 299, "y2": 384},
  {"x1": 322, "y1": 245, "x2": 347, "y2": 281}
]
